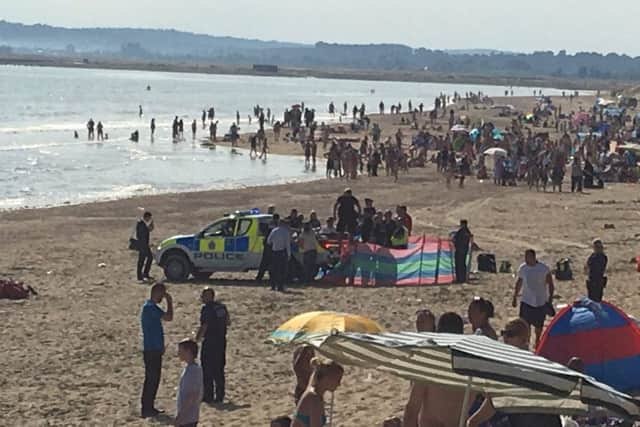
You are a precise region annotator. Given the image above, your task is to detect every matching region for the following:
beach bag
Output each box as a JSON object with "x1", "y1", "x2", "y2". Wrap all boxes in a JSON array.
[
  {"x1": 477, "y1": 253, "x2": 497, "y2": 273},
  {"x1": 555, "y1": 258, "x2": 573, "y2": 281},
  {"x1": 0, "y1": 279, "x2": 31, "y2": 300}
]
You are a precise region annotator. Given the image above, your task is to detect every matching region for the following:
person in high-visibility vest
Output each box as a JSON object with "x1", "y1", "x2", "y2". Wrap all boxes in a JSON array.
[{"x1": 390, "y1": 220, "x2": 409, "y2": 250}]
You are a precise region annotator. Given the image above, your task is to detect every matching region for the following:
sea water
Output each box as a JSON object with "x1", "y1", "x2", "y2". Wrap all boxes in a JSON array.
[{"x1": 0, "y1": 65, "x2": 567, "y2": 209}]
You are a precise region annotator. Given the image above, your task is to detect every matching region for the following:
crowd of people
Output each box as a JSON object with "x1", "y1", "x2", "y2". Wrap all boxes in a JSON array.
[
  {"x1": 271, "y1": 238, "x2": 612, "y2": 427},
  {"x1": 123, "y1": 88, "x2": 636, "y2": 426}
]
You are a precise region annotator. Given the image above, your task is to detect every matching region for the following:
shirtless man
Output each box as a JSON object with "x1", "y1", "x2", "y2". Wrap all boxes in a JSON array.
[{"x1": 403, "y1": 313, "x2": 472, "y2": 427}]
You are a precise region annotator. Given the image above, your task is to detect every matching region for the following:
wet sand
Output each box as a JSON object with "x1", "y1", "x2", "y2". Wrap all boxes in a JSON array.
[{"x1": 5, "y1": 94, "x2": 640, "y2": 427}]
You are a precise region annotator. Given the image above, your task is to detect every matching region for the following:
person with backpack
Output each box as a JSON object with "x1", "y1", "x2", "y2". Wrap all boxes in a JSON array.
[{"x1": 135, "y1": 212, "x2": 154, "y2": 283}]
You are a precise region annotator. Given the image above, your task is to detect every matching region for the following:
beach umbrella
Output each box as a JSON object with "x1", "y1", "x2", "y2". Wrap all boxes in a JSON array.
[
  {"x1": 307, "y1": 332, "x2": 640, "y2": 426},
  {"x1": 450, "y1": 124, "x2": 469, "y2": 133},
  {"x1": 268, "y1": 311, "x2": 383, "y2": 345},
  {"x1": 483, "y1": 147, "x2": 507, "y2": 157}
]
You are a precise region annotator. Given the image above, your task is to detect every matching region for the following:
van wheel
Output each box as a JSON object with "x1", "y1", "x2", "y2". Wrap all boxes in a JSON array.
[
  {"x1": 192, "y1": 272, "x2": 212, "y2": 282},
  {"x1": 164, "y1": 254, "x2": 191, "y2": 282}
]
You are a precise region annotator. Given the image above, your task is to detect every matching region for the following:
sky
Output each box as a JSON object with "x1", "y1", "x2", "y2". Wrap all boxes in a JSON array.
[{"x1": 4, "y1": 0, "x2": 640, "y2": 56}]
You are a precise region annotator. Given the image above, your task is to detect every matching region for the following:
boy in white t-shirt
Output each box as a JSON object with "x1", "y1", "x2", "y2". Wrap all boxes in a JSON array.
[
  {"x1": 175, "y1": 339, "x2": 203, "y2": 427},
  {"x1": 511, "y1": 249, "x2": 555, "y2": 347}
]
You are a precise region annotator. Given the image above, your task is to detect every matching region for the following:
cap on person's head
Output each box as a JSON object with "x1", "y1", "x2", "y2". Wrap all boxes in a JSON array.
[
  {"x1": 593, "y1": 238, "x2": 603, "y2": 246},
  {"x1": 202, "y1": 286, "x2": 215, "y2": 298},
  {"x1": 344, "y1": 188, "x2": 352, "y2": 194}
]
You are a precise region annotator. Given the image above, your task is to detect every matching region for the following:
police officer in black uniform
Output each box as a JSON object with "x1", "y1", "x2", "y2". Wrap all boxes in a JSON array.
[{"x1": 195, "y1": 287, "x2": 230, "y2": 403}]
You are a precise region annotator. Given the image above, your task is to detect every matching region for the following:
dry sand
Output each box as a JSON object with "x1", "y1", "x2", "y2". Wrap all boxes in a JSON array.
[{"x1": 3, "y1": 94, "x2": 640, "y2": 427}]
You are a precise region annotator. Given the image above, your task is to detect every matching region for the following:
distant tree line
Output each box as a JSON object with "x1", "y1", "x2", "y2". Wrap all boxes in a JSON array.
[{"x1": 2, "y1": 20, "x2": 640, "y2": 81}]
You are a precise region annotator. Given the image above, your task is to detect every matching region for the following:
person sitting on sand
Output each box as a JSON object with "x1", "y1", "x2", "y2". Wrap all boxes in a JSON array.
[
  {"x1": 404, "y1": 312, "x2": 469, "y2": 427},
  {"x1": 293, "y1": 345, "x2": 315, "y2": 404},
  {"x1": 467, "y1": 297, "x2": 497, "y2": 340},
  {"x1": 293, "y1": 358, "x2": 344, "y2": 427}
]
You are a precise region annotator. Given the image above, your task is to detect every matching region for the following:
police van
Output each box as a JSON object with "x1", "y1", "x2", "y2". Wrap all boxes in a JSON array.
[{"x1": 156, "y1": 210, "x2": 334, "y2": 282}]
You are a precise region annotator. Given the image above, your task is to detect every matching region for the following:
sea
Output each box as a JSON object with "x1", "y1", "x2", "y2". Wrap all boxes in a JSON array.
[{"x1": 0, "y1": 65, "x2": 568, "y2": 210}]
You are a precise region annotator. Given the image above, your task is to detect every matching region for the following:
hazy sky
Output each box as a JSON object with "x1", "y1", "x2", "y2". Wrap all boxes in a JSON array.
[{"x1": 4, "y1": 0, "x2": 640, "y2": 56}]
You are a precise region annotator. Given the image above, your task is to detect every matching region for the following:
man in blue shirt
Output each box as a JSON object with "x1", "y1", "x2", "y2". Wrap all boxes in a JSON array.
[{"x1": 140, "y1": 283, "x2": 174, "y2": 418}]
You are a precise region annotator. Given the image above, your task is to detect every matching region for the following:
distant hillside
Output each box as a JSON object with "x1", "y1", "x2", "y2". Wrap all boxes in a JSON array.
[
  {"x1": 0, "y1": 20, "x2": 305, "y2": 56},
  {"x1": 2, "y1": 21, "x2": 640, "y2": 81}
]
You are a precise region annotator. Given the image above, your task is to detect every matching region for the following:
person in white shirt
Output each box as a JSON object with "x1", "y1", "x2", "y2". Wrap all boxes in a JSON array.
[
  {"x1": 175, "y1": 339, "x2": 203, "y2": 427},
  {"x1": 511, "y1": 248, "x2": 555, "y2": 347},
  {"x1": 266, "y1": 215, "x2": 291, "y2": 292},
  {"x1": 319, "y1": 217, "x2": 337, "y2": 236}
]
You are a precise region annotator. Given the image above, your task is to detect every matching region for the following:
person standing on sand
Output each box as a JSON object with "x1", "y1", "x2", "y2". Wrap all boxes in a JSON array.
[
  {"x1": 135, "y1": 211, "x2": 155, "y2": 282},
  {"x1": 585, "y1": 239, "x2": 607, "y2": 302},
  {"x1": 267, "y1": 215, "x2": 291, "y2": 292},
  {"x1": 333, "y1": 188, "x2": 361, "y2": 236},
  {"x1": 140, "y1": 282, "x2": 173, "y2": 418},
  {"x1": 174, "y1": 339, "x2": 203, "y2": 427},
  {"x1": 195, "y1": 287, "x2": 230, "y2": 404},
  {"x1": 453, "y1": 220, "x2": 472, "y2": 283},
  {"x1": 512, "y1": 249, "x2": 555, "y2": 347},
  {"x1": 256, "y1": 210, "x2": 277, "y2": 282}
]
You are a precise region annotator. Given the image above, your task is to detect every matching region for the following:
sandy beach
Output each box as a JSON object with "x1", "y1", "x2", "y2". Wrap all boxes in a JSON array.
[{"x1": 4, "y1": 93, "x2": 640, "y2": 426}]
